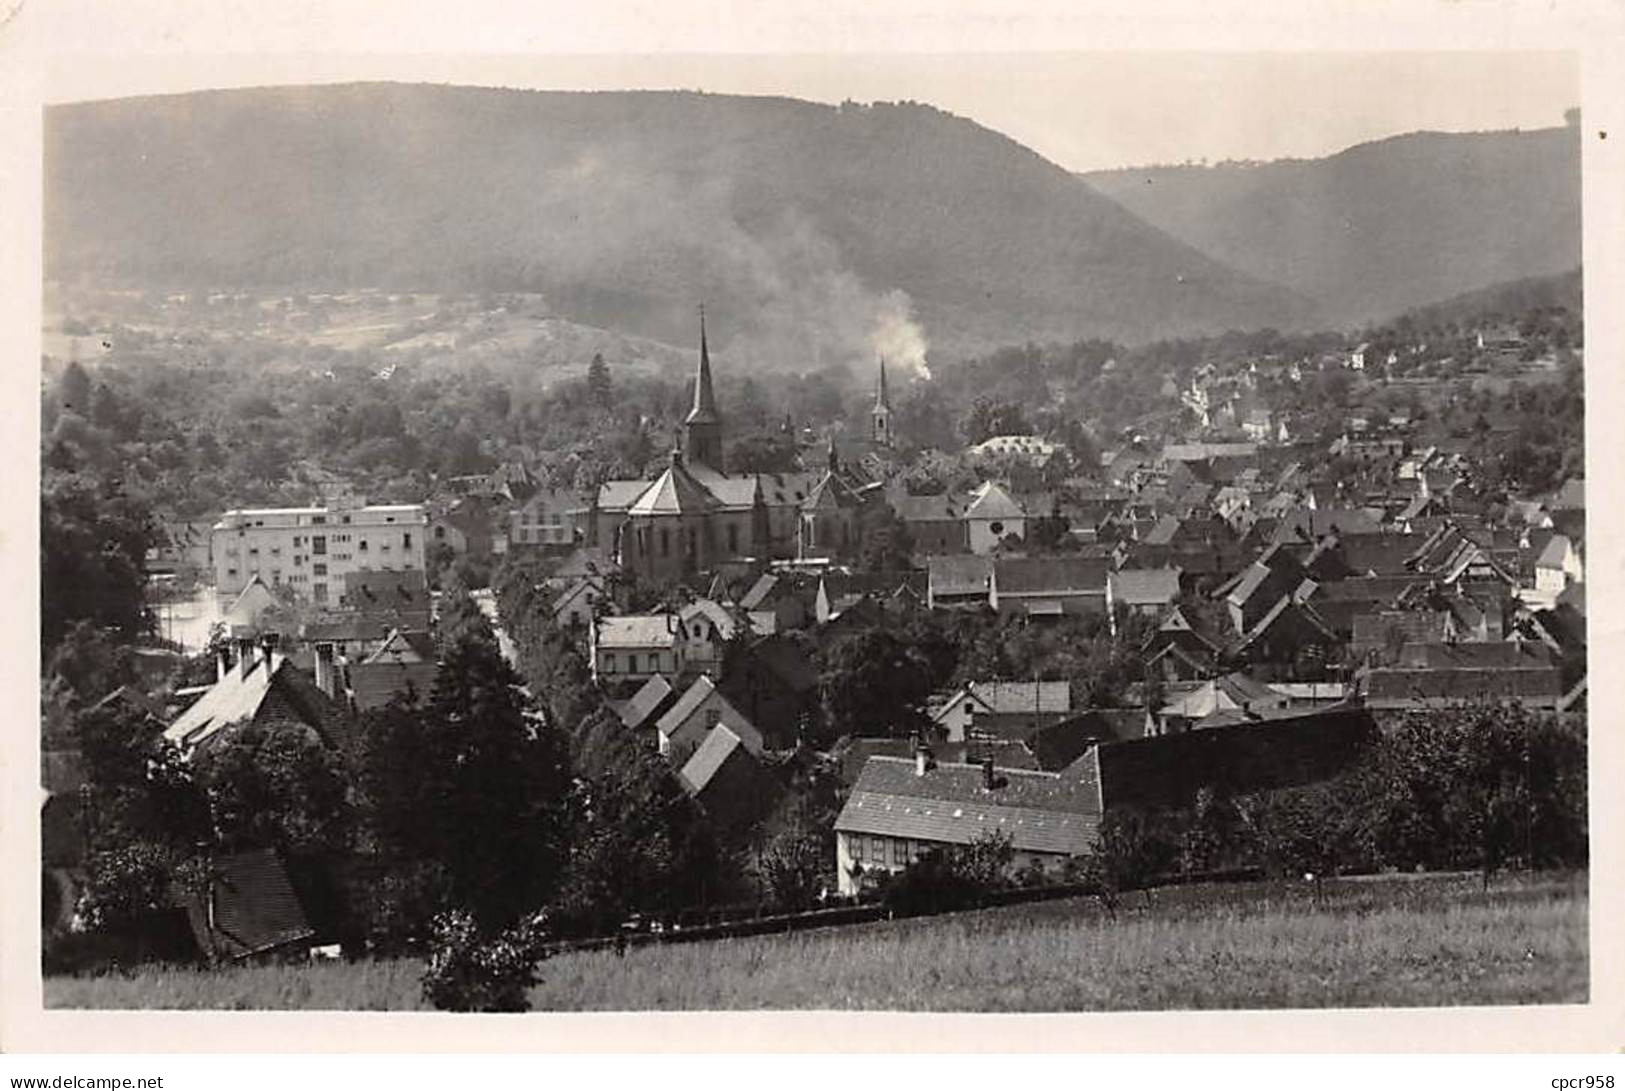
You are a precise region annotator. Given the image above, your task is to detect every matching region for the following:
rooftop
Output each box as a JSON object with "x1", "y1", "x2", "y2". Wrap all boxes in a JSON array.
[{"x1": 836, "y1": 754, "x2": 1102, "y2": 856}]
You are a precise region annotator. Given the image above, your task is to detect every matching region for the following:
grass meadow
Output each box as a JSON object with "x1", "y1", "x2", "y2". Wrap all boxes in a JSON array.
[{"x1": 45, "y1": 871, "x2": 1586, "y2": 1011}]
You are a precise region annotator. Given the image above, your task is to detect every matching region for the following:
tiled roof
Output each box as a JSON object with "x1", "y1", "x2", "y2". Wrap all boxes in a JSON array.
[
  {"x1": 363, "y1": 628, "x2": 434, "y2": 664},
  {"x1": 680, "y1": 598, "x2": 743, "y2": 640},
  {"x1": 655, "y1": 675, "x2": 725, "y2": 735},
  {"x1": 1142, "y1": 514, "x2": 1182, "y2": 546},
  {"x1": 628, "y1": 459, "x2": 722, "y2": 516},
  {"x1": 965, "y1": 481, "x2": 1025, "y2": 520},
  {"x1": 836, "y1": 754, "x2": 1102, "y2": 856},
  {"x1": 1363, "y1": 665, "x2": 1564, "y2": 706},
  {"x1": 348, "y1": 660, "x2": 439, "y2": 711},
  {"x1": 993, "y1": 557, "x2": 1110, "y2": 595},
  {"x1": 960, "y1": 680, "x2": 1073, "y2": 716},
  {"x1": 738, "y1": 573, "x2": 780, "y2": 610},
  {"x1": 164, "y1": 653, "x2": 285, "y2": 750},
  {"x1": 597, "y1": 479, "x2": 652, "y2": 512},
  {"x1": 596, "y1": 614, "x2": 679, "y2": 649},
  {"x1": 678, "y1": 724, "x2": 749, "y2": 795},
  {"x1": 181, "y1": 848, "x2": 314, "y2": 960},
  {"x1": 1109, "y1": 568, "x2": 1181, "y2": 605},
  {"x1": 1351, "y1": 611, "x2": 1451, "y2": 650},
  {"x1": 1162, "y1": 442, "x2": 1257, "y2": 462},
  {"x1": 1392, "y1": 641, "x2": 1553, "y2": 670},
  {"x1": 1536, "y1": 534, "x2": 1572, "y2": 569},
  {"x1": 1161, "y1": 672, "x2": 1285, "y2": 719},
  {"x1": 342, "y1": 569, "x2": 429, "y2": 613},
  {"x1": 687, "y1": 463, "x2": 763, "y2": 510},
  {"x1": 928, "y1": 555, "x2": 994, "y2": 597},
  {"x1": 891, "y1": 492, "x2": 967, "y2": 521},
  {"x1": 756, "y1": 471, "x2": 821, "y2": 508},
  {"x1": 618, "y1": 674, "x2": 676, "y2": 729}
]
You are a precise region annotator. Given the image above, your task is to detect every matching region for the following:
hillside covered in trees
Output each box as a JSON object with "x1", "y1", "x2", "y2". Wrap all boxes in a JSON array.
[
  {"x1": 1083, "y1": 124, "x2": 1581, "y2": 327},
  {"x1": 46, "y1": 84, "x2": 1320, "y2": 362}
]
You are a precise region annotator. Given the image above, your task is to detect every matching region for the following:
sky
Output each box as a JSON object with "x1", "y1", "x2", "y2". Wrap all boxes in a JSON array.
[{"x1": 42, "y1": 50, "x2": 1578, "y2": 173}]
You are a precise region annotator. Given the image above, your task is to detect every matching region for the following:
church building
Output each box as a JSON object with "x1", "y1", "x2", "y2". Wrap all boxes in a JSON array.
[{"x1": 596, "y1": 314, "x2": 802, "y2": 581}]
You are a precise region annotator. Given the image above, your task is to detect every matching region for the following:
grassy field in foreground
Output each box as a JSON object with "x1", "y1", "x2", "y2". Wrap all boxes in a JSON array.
[{"x1": 45, "y1": 871, "x2": 1587, "y2": 1011}]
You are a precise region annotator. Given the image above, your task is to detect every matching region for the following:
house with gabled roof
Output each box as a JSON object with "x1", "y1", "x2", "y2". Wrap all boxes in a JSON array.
[
  {"x1": 888, "y1": 488, "x2": 971, "y2": 556},
  {"x1": 931, "y1": 681, "x2": 1072, "y2": 743},
  {"x1": 1361, "y1": 641, "x2": 1564, "y2": 710},
  {"x1": 1141, "y1": 606, "x2": 1220, "y2": 682},
  {"x1": 1106, "y1": 568, "x2": 1181, "y2": 624},
  {"x1": 616, "y1": 674, "x2": 678, "y2": 732},
  {"x1": 926, "y1": 554, "x2": 994, "y2": 610},
  {"x1": 678, "y1": 724, "x2": 780, "y2": 828},
  {"x1": 180, "y1": 848, "x2": 316, "y2": 963},
  {"x1": 990, "y1": 556, "x2": 1111, "y2": 618},
  {"x1": 344, "y1": 632, "x2": 439, "y2": 712},
  {"x1": 1154, "y1": 671, "x2": 1290, "y2": 733},
  {"x1": 164, "y1": 640, "x2": 349, "y2": 756},
  {"x1": 833, "y1": 749, "x2": 1103, "y2": 894},
  {"x1": 655, "y1": 675, "x2": 765, "y2": 766},
  {"x1": 1213, "y1": 543, "x2": 1313, "y2": 635},
  {"x1": 965, "y1": 481, "x2": 1027, "y2": 554},
  {"x1": 590, "y1": 613, "x2": 682, "y2": 686}
]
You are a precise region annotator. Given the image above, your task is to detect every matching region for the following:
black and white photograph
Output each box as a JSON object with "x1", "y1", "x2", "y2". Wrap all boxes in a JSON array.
[{"x1": 7, "y1": 2, "x2": 1620, "y2": 1055}]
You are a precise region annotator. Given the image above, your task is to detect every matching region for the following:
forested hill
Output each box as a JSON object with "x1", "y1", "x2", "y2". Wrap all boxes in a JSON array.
[
  {"x1": 46, "y1": 83, "x2": 1318, "y2": 362},
  {"x1": 1083, "y1": 125, "x2": 1581, "y2": 328}
]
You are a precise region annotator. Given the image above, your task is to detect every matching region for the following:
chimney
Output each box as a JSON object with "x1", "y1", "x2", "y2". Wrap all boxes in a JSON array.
[
  {"x1": 260, "y1": 634, "x2": 281, "y2": 674},
  {"x1": 982, "y1": 756, "x2": 996, "y2": 790},
  {"x1": 216, "y1": 646, "x2": 229, "y2": 685},
  {"x1": 237, "y1": 637, "x2": 256, "y2": 680},
  {"x1": 313, "y1": 642, "x2": 337, "y2": 699},
  {"x1": 914, "y1": 743, "x2": 935, "y2": 778}
]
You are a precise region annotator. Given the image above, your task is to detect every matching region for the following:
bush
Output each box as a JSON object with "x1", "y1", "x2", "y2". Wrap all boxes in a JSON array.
[{"x1": 420, "y1": 908, "x2": 550, "y2": 1013}]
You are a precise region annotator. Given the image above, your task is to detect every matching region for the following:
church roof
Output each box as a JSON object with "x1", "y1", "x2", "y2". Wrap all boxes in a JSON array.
[
  {"x1": 687, "y1": 462, "x2": 762, "y2": 509},
  {"x1": 628, "y1": 453, "x2": 720, "y2": 517}
]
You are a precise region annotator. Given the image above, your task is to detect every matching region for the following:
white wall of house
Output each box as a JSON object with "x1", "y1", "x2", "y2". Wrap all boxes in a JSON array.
[
  {"x1": 968, "y1": 516, "x2": 1023, "y2": 555},
  {"x1": 213, "y1": 504, "x2": 426, "y2": 605}
]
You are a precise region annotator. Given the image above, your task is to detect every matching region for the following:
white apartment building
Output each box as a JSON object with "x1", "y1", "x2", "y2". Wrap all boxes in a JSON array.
[{"x1": 212, "y1": 503, "x2": 427, "y2": 605}]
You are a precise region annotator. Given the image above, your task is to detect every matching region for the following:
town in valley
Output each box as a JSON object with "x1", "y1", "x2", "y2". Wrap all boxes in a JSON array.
[{"x1": 37, "y1": 78, "x2": 1588, "y2": 1012}]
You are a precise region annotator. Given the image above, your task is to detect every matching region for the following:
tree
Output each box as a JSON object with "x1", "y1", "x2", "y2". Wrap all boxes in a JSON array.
[
  {"x1": 857, "y1": 504, "x2": 916, "y2": 571},
  {"x1": 192, "y1": 721, "x2": 351, "y2": 855},
  {"x1": 587, "y1": 352, "x2": 612, "y2": 409},
  {"x1": 361, "y1": 634, "x2": 572, "y2": 931},
  {"x1": 816, "y1": 629, "x2": 933, "y2": 743},
  {"x1": 41, "y1": 471, "x2": 156, "y2": 650}
]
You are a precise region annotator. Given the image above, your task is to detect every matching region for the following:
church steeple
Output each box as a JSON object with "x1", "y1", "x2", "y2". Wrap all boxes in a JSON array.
[
  {"x1": 684, "y1": 305, "x2": 725, "y2": 471},
  {"x1": 871, "y1": 356, "x2": 893, "y2": 448}
]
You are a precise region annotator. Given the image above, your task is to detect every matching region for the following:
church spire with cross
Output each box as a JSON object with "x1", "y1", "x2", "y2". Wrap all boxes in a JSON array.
[{"x1": 684, "y1": 304, "x2": 725, "y2": 471}]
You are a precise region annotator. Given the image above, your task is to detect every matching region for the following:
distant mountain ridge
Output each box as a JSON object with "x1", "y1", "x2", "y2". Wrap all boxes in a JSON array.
[
  {"x1": 45, "y1": 83, "x2": 1319, "y2": 365},
  {"x1": 1083, "y1": 125, "x2": 1581, "y2": 327}
]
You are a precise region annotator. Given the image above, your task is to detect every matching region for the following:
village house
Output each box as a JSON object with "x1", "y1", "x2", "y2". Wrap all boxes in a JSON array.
[
  {"x1": 1361, "y1": 641, "x2": 1564, "y2": 710},
  {"x1": 832, "y1": 748, "x2": 1103, "y2": 895},
  {"x1": 989, "y1": 556, "x2": 1112, "y2": 618},
  {"x1": 964, "y1": 481, "x2": 1027, "y2": 554},
  {"x1": 931, "y1": 680, "x2": 1072, "y2": 744},
  {"x1": 677, "y1": 724, "x2": 781, "y2": 829},
  {"x1": 507, "y1": 486, "x2": 589, "y2": 550},
  {"x1": 926, "y1": 554, "x2": 995, "y2": 610},
  {"x1": 590, "y1": 613, "x2": 682, "y2": 686},
  {"x1": 163, "y1": 636, "x2": 349, "y2": 756},
  {"x1": 1106, "y1": 568, "x2": 1182, "y2": 625},
  {"x1": 887, "y1": 489, "x2": 971, "y2": 556},
  {"x1": 655, "y1": 675, "x2": 767, "y2": 764}
]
